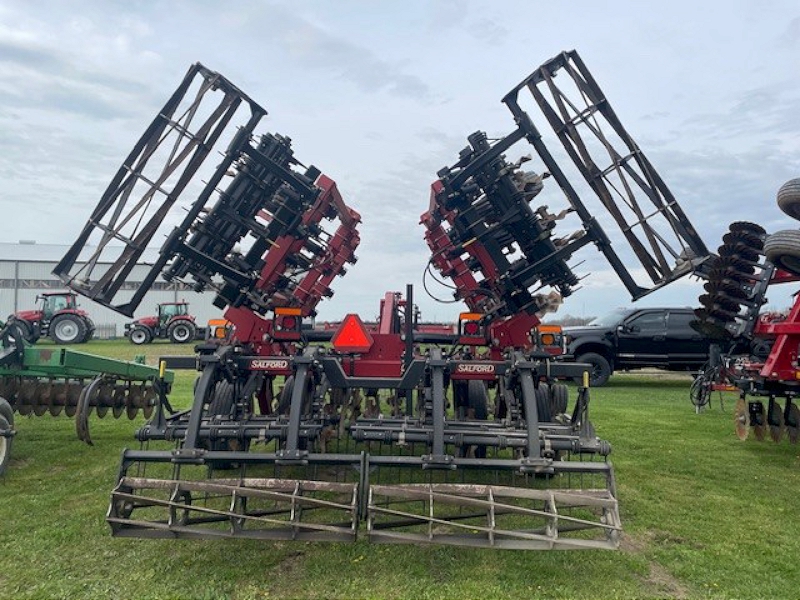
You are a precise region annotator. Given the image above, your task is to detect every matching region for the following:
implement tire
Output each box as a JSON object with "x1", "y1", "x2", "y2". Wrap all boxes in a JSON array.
[
  {"x1": 0, "y1": 414, "x2": 12, "y2": 476},
  {"x1": 777, "y1": 178, "x2": 800, "y2": 221},
  {"x1": 0, "y1": 398, "x2": 13, "y2": 428},
  {"x1": 764, "y1": 230, "x2": 800, "y2": 276}
]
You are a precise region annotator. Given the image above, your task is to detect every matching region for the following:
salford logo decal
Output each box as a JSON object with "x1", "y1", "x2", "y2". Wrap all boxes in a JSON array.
[
  {"x1": 455, "y1": 363, "x2": 495, "y2": 374},
  {"x1": 249, "y1": 358, "x2": 290, "y2": 371}
]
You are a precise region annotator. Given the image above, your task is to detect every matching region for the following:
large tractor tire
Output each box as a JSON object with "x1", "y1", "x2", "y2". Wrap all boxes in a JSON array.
[
  {"x1": 576, "y1": 352, "x2": 612, "y2": 387},
  {"x1": 50, "y1": 314, "x2": 87, "y2": 344},
  {"x1": 4, "y1": 318, "x2": 34, "y2": 344},
  {"x1": 82, "y1": 318, "x2": 96, "y2": 343},
  {"x1": 777, "y1": 178, "x2": 800, "y2": 221},
  {"x1": 129, "y1": 326, "x2": 153, "y2": 345},
  {"x1": 764, "y1": 230, "x2": 800, "y2": 276},
  {"x1": 168, "y1": 320, "x2": 197, "y2": 344}
]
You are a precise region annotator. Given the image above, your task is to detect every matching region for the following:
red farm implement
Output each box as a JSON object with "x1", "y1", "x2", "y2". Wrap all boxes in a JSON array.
[{"x1": 52, "y1": 52, "x2": 724, "y2": 548}]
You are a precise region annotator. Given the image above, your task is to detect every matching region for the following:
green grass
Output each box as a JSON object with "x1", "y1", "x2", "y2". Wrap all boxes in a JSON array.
[{"x1": 2, "y1": 340, "x2": 800, "y2": 598}]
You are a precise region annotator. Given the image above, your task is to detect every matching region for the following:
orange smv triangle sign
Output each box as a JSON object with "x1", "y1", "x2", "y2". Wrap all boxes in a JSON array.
[{"x1": 331, "y1": 314, "x2": 374, "y2": 353}]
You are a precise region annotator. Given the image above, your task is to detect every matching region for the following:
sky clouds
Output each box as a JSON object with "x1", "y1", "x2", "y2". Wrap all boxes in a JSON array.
[{"x1": 1, "y1": 1, "x2": 799, "y2": 321}]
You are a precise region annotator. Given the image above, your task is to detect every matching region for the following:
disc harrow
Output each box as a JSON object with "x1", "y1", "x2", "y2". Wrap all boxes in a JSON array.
[
  {"x1": 689, "y1": 183, "x2": 800, "y2": 447},
  {"x1": 0, "y1": 321, "x2": 173, "y2": 447}
]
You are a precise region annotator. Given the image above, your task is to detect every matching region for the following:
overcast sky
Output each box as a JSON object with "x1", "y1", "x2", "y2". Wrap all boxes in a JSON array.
[{"x1": 1, "y1": 0, "x2": 799, "y2": 322}]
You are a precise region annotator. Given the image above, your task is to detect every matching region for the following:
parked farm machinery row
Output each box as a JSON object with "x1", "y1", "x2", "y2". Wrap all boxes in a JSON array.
[{"x1": 48, "y1": 51, "x2": 731, "y2": 549}]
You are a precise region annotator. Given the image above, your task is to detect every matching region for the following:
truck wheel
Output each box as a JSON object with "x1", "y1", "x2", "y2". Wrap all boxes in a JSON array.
[
  {"x1": 764, "y1": 230, "x2": 800, "y2": 276},
  {"x1": 777, "y1": 178, "x2": 800, "y2": 221},
  {"x1": 168, "y1": 321, "x2": 196, "y2": 344},
  {"x1": 129, "y1": 326, "x2": 152, "y2": 345},
  {"x1": 577, "y1": 352, "x2": 612, "y2": 387},
  {"x1": 50, "y1": 314, "x2": 87, "y2": 344}
]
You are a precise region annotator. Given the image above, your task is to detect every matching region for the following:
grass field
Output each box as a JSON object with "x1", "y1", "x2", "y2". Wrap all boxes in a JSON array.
[{"x1": 2, "y1": 340, "x2": 800, "y2": 599}]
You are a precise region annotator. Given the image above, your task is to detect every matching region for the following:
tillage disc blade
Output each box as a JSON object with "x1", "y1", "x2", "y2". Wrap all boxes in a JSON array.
[
  {"x1": 734, "y1": 398, "x2": 750, "y2": 441},
  {"x1": 786, "y1": 404, "x2": 800, "y2": 444},
  {"x1": 768, "y1": 400, "x2": 784, "y2": 443}
]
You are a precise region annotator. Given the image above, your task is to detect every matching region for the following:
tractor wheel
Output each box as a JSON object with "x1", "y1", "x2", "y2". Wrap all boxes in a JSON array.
[
  {"x1": 6, "y1": 317, "x2": 35, "y2": 344},
  {"x1": 168, "y1": 320, "x2": 196, "y2": 344},
  {"x1": 764, "y1": 230, "x2": 800, "y2": 276},
  {"x1": 576, "y1": 352, "x2": 612, "y2": 387},
  {"x1": 82, "y1": 319, "x2": 95, "y2": 343},
  {"x1": 50, "y1": 314, "x2": 87, "y2": 345},
  {"x1": 129, "y1": 326, "x2": 152, "y2": 345},
  {"x1": 776, "y1": 178, "x2": 800, "y2": 221},
  {"x1": 0, "y1": 414, "x2": 11, "y2": 476}
]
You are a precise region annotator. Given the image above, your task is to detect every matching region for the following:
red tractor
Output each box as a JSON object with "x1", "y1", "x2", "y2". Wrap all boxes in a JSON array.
[
  {"x1": 125, "y1": 301, "x2": 199, "y2": 345},
  {"x1": 7, "y1": 291, "x2": 94, "y2": 344}
]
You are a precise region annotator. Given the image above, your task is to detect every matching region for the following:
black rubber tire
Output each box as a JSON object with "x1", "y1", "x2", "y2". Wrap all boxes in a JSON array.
[
  {"x1": 82, "y1": 318, "x2": 95, "y2": 343},
  {"x1": 576, "y1": 352, "x2": 612, "y2": 387},
  {"x1": 0, "y1": 414, "x2": 12, "y2": 476},
  {"x1": 0, "y1": 397, "x2": 13, "y2": 426},
  {"x1": 550, "y1": 383, "x2": 569, "y2": 414},
  {"x1": 534, "y1": 383, "x2": 552, "y2": 423},
  {"x1": 466, "y1": 380, "x2": 489, "y2": 458},
  {"x1": 7, "y1": 317, "x2": 34, "y2": 343},
  {"x1": 50, "y1": 314, "x2": 87, "y2": 344},
  {"x1": 466, "y1": 380, "x2": 489, "y2": 420},
  {"x1": 764, "y1": 230, "x2": 800, "y2": 276},
  {"x1": 207, "y1": 380, "x2": 235, "y2": 417},
  {"x1": 204, "y1": 381, "x2": 249, "y2": 467},
  {"x1": 129, "y1": 326, "x2": 152, "y2": 345},
  {"x1": 168, "y1": 320, "x2": 197, "y2": 344},
  {"x1": 277, "y1": 375, "x2": 314, "y2": 415},
  {"x1": 777, "y1": 178, "x2": 800, "y2": 221}
]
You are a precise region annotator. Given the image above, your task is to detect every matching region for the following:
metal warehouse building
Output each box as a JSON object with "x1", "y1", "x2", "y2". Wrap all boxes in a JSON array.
[{"x1": 0, "y1": 242, "x2": 223, "y2": 338}]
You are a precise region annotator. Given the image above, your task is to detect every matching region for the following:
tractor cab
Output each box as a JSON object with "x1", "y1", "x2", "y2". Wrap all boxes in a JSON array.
[
  {"x1": 158, "y1": 302, "x2": 189, "y2": 327},
  {"x1": 39, "y1": 292, "x2": 77, "y2": 319}
]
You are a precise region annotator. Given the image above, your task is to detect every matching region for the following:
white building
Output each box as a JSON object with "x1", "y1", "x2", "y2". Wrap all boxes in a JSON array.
[{"x1": 0, "y1": 241, "x2": 223, "y2": 338}]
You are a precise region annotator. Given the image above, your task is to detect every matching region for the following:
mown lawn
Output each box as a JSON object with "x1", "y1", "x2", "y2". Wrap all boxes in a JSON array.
[{"x1": 1, "y1": 340, "x2": 799, "y2": 599}]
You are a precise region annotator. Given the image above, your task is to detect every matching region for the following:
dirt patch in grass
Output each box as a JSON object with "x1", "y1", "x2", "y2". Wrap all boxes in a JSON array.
[{"x1": 620, "y1": 533, "x2": 690, "y2": 599}]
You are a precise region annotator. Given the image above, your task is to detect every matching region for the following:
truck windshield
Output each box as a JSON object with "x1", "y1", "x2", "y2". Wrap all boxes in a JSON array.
[{"x1": 587, "y1": 308, "x2": 630, "y2": 327}]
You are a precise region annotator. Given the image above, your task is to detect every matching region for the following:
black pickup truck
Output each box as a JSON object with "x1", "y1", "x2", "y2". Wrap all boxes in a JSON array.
[{"x1": 561, "y1": 307, "x2": 711, "y2": 386}]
